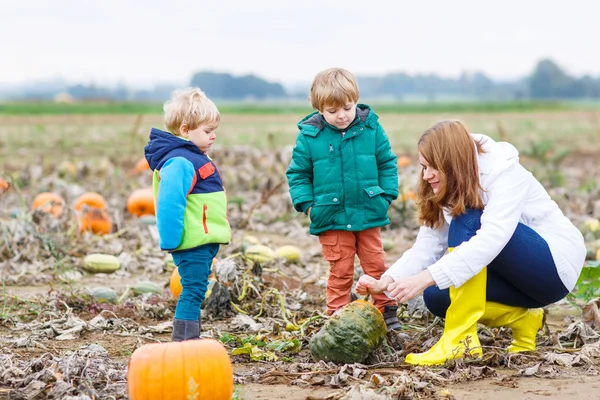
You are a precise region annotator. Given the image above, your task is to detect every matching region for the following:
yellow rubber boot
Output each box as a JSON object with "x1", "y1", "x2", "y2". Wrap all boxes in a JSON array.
[
  {"x1": 479, "y1": 302, "x2": 544, "y2": 353},
  {"x1": 405, "y1": 260, "x2": 487, "y2": 366}
]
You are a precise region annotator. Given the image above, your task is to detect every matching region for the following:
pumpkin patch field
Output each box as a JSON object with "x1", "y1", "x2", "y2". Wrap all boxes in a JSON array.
[{"x1": 1, "y1": 109, "x2": 600, "y2": 399}]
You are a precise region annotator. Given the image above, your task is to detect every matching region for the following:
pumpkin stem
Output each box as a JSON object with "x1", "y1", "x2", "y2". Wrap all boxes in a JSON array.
[{"x1": 117, "y1": 285, "x2": 131, "y2": 305}]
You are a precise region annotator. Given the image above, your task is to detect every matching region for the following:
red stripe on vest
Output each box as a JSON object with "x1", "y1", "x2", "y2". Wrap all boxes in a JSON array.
[{"x1": 188, "y1": 172, "x2": 197, "y2": 195}]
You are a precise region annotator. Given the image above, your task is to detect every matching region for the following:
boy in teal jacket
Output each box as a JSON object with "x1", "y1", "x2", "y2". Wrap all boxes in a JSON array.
[
  {"x1": 286, "y1": 68, "x2": 401, "y2": 330},
  {"x1": 144, "y1": 87, "x2": 231, "y2": 341}
]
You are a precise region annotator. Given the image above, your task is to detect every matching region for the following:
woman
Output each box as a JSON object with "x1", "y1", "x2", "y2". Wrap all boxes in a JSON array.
[{"x1": 357, "y1": 120, "x2": 585, "y2": 366}]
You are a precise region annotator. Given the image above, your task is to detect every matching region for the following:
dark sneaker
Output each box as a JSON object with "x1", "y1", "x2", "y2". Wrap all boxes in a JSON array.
[{"x1": 383, "y1": 305, "x2": 402, "y2": 332}]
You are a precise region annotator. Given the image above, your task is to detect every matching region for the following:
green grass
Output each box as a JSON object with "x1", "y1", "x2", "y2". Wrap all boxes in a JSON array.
[{"x1": 0, "y1": 100, "x2": 587, "y2": 116}]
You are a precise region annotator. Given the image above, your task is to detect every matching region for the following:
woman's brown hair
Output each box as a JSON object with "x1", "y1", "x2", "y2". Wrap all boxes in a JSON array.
[{"x1": 417, "y1": 120, "x2": 485, "y2": 228}]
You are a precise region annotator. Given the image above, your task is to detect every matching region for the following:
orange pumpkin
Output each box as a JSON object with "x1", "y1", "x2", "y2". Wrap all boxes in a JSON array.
[
  {"x1": 170, "y1": 260, "x2": 218, "y2": 299},
  {"x1": 127, "y1": 339, "x2": 233, "y2": 400},
  {"x1": 32, "y1": 192, "x2": 65, "y2": 217},
  {"x1": 74, "y1": 192, "x2": 107, "y2": 211},
  {"x1": 401, "y1": 190, "x2": 416, "y2": 202},
  {"x1": 129, "y1": 157, "x2": 150, "y2": 175},
  {"x1": 170, "y1": 267, "x2": 183, "y2": 299},
  {"x1": 78, "y1": 207, "x2": 112, "y2": 235},
  {"x1": 0, "y1": 178, "x2": 10, "y2": 197},
  {"x1": 126, "y1": 187, "x2": 155, "y2": 217},
  {"x1": 397, "y1": 155, "x2": 412, "y2": 169}
]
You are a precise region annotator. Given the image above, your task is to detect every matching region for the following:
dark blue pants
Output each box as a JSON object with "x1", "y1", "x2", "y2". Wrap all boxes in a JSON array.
[
  {"x1": 172, "y1": 243, "x2": 219, "y2": 320},
  {"x1": 424, "y1": 209, "x2": 569, "y2": 318}
]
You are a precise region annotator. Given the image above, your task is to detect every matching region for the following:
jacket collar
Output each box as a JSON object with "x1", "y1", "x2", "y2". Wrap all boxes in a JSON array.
[{"x1": 298, "y1": 104, "x2": 378, "y2": 137}]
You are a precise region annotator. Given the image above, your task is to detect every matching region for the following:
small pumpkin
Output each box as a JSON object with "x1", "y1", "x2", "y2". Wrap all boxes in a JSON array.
[
  {"x1": 78, "y1": 207, "x2": 112, "y2": 235},
  {"x1": 583, "y1": 218, "x2": 600, "y2": 233},
  {"x1": 139, "y1": 215, "x2": 157, "y2": 225},
  {"x1": 244, "y1": 244, "x2": 276, "y2": 263},
  {"x1": 127, "y1": 339, "x2": 233, "y2": 400},
  {"x1": 170, "y1": 267, "x2": 183, "y2": 299},
  {"x1": 400, "y1": 190, "x2": 416, "y2": 202},
  {"x1": 164, "y1": 253, "x2": 176, "y2": 270},
  {"x1": 397, "y1": 155, "x2": 412, "y2": 169},
  {"x1": 89, "y1": 286, "x2": 118, "y2": 303},
  {"x1": 129, "y1": 157, "x2": 150, "y2": 175},
  {"x1": 309, "y1": 300, "x2": 387, "y2": 364},
  {"x1": 74, "y1": 192, "x2": 107, "y2": 211},
  {"x1": 126, "y1": 187, "x2": 155, "y2": 217},
  {"x1": 382, "y1": 238, "x2": 395, "y2": 251},
  {"x1": 32, "y1": 192, "x2": 65, "y2": 217},
  {"x1": 83, "y1": 254, "x2": 121, "y2": 273},
  {"x1": 132, "y1": 280, "x2": 162, "y2": 295},
  {"x1": 170, "y1": 261, "x2": 219, "y2": 299},
  {"x1": 275, "y1": 245, "x2": 302, "y2": 263},
  {"x1": 0, "y1": 178, "x2": 10, "y2": 197},
  {"x1": 241, "y1": 234, "x2": 260, "y2": 252}
]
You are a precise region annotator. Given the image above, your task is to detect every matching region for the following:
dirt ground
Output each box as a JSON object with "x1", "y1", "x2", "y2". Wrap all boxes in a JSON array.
[
  {"x1": 1, "y1": 113, "x2": 600, "y2": 399},
  {"x1": 235, "y1": 376, "x2": 600, "y2": 400}
]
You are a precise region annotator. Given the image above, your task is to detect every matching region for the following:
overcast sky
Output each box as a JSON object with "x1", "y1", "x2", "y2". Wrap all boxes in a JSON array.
[{"x1": 2, "y1": 0, "x2": 599, "y2": 87}]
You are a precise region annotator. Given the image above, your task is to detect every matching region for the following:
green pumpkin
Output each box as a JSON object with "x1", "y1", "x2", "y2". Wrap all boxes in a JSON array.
[
  {"x1": 82, "y1": 254, "x2": 120, "y2": 274},
  {"x1": 309, "y1": 300, "x2": 387, "y2": 364},
  {"x1": 132, "y1": 280, "x2": 162, "y2": 295},
  {"x1": 89, "y1": 286, "x2": 118, "y2": 303}
]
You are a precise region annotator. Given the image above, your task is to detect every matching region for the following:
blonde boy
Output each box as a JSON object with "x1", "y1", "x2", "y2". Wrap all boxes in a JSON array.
[
  {"x1": 144, "y1": 87, "x2": 231, "y2": 341},
  {"x1": 286, "y1": 68, "x2": 401, "y2": 330}
]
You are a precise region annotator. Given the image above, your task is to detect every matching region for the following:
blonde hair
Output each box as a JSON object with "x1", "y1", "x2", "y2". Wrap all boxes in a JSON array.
[
  {"x1": 417, "y1": 120, "x2": 486, "y2": 228},
  {"x1": 309, "y1": 68, "x2": 360, "y2": 111},
  {"x1": 163, "y1": 87, "x2": 220, "y2": 135}
]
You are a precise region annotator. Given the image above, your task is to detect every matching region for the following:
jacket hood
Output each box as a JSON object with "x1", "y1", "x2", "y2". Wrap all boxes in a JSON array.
[
  {"x1": 144, "y1": 128, "x2": 201, "y2": 170},
  {"x1": 472, "y1": 133, "x2": 520, "y2": 182},
  {"x1": 297, "y1": 104, "x2": 378, "y2": 133}
]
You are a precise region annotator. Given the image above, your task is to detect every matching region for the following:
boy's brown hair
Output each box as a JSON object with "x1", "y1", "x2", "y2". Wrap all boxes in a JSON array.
[{"x1": 309, "y1": 68, "x2": 360, "y2": 111}]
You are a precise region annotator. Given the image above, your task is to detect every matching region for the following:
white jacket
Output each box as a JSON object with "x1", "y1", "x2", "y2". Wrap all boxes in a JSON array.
[{"x1": 383, "y1": 134, "x2": 586, "y2": 291}]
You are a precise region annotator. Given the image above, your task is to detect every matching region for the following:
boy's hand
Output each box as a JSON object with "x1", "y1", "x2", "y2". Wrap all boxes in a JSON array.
[{"x1": 356, "y1": 275, "x2": 383, "y2": 295}]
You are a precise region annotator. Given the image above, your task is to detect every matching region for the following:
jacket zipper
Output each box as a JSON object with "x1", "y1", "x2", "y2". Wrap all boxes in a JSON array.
[{"x1": 202, "y1": 204, "x2": 208, "y2": 234}]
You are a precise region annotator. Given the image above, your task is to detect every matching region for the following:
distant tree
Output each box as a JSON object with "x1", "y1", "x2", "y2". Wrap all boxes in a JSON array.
[
  {"x1": 459, "y1": 72, "x2": 495, "y2": 96},
  {"x1": 529, "y1": 59, "x2": 574, "y2": 98},
  {"x1": 189, "y1": 72, "x2": 286, "y2": 99}
]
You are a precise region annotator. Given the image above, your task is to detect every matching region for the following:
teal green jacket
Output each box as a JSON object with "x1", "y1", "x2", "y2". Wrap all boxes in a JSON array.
[{"x1": 286, "y1": 104, "x2": 398, "y2": 235}]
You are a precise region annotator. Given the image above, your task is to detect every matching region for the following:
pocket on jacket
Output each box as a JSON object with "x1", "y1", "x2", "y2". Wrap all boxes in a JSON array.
[
  {"x1": 310, "y1": 193, "x2": 341, "y2": 229},
  {"x1": 363, "y1": 186, "x2": 388, "y2": 221},
  {"x1": 319, "y1": 233, "x2": 341, "y2": 261}
]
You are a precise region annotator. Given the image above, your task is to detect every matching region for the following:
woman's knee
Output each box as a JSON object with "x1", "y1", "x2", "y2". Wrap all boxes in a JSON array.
[
  {"x1": 448, "y1": 209, "x2": 483, "y2": 247},
  {"x1": 423, "y1": 286, "x2": 450, "y2": 318}
]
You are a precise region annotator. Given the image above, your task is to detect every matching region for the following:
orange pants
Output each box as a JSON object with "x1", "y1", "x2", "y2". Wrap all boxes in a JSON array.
[{"x1": 318, "y1": 227, "x2": 397, "y2": 315}]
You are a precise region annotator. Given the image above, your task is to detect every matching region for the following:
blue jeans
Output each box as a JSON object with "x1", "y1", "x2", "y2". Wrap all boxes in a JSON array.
[
  {"x1": 171, "y1": 243, "x2": 219, "y2": 321},
  {"x1": 424, "y1": 209, "x2": 569, "y2": 318}
]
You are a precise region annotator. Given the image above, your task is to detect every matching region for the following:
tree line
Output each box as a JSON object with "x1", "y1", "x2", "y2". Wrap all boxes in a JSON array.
[{"x1": 6, "y1": 59, "x2": 600, "y2": 102}]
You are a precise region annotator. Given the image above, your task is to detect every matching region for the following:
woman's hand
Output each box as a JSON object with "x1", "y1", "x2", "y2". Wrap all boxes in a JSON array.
[
  {"x1": 356, "y1": 275, "x2": 394, "y2": 295},
  {"x1": 386, "y1": 270, "x2": 435, "y2": 303}
]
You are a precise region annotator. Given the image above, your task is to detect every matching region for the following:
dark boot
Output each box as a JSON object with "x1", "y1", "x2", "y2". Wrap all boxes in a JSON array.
[
  {"x1": 383, "y1": 305, "x2": 402, "y2": 332},
  {"x1": 171, "y1": 318, "x2": 200, "y2": 342}
]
